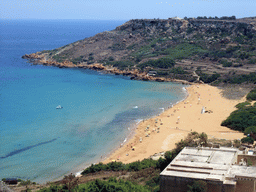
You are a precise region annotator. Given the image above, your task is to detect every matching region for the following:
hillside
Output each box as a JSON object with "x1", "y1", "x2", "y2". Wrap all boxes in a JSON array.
[{"x1": 22, "y1": 16, "x2": 256, "y2": 84}]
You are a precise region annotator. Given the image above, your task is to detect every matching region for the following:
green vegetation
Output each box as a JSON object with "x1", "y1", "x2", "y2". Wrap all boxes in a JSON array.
[
  {"x1": 221, "y1": 105, "x2": 256, "y2": 132},
  {"x1": 196, "y1": 16, "x2": 236, "y2": 20},
  {"x1": 160, "y1": 43, "x2": 208, "y2": 60},
  {"x1": 105, "y1": 60, "x2": 134, "y2": 70},
  {"x1": 248, "y1": 159, "x2": 253, "y2": 166},
  {"x1": 82, "y1": 159, "x2": 157, "y2": 175},
  {"x1": 187, "y1": 180, "x2": 207, "y2": 192},
  {"x1": 138, "y1": 58, "x2": 175, "y2": 69},
  {"x1": 71, "y1": 56, "x2": 84, "y2": 64},
  {"x1": 131, "y1": 38, "x2": 166, "y2": 60},
  {"x1": 40, "y1": 177, "x2": 150, "y2": 192},
  {"x1": 197, "y1": 71, "x2": 220, "y2": 83},
  {"x1": 39, "y1": 132, "x2": 209, "y2": 192},
  {"x1": 108, "y1": 56, "x2": 114, "y2": 61},
  {"x1": 241, "y1": 136, "x2": 254, "y2": 144},
  {"x1": 127, "y1": 43, "x2": 138, "y2": 50},
  {"x1": 170, "y1": 67, "x2": 187, "y2": 74},
  {"x1": 247, "y1": 89, "x2": 256, "y2": 101},
  {"x1": 34, "y1": 17, "x2": 256, "y2": 84},
  {"x1": 235, "y1": 101, "x2": 251, "y2": 109},
  {"x1": 222, "y1": 89, "x2": 256, "y2": 143},
  {"x1": 248, "y1": 59, "x2": 256, "y2": 64},
  {"x1": 220, "y1": 59, "x2": 232, "y2": 67},
  {"x1": 52, "y1": 54, "x2": 68, "y2": 63},
  {"x1": 244, "y1": 126, "x2": 256, "y2": 139},
  {"x1": 88, "y1": 56, "x2": 94, "y2": 61},
  {"x1": 224, "y1": 73, "x2": 256, "y2": 84},
  {"x1": 79, "y1": 178, "x2": 150, "y2": 192},
  {"x1": 110, "y1": 43, "x2": 126, "y2": 51}
]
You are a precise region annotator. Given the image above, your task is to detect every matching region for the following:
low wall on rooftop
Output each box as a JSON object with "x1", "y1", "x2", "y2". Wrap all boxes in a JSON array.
[{"x1": 237, "y1": 155, "x2": 256, "y2": 166}]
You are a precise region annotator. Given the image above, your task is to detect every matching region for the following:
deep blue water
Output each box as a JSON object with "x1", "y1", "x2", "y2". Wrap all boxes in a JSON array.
[{"x1": 0, "y1": 19, "x2": 187, "y2": 183}]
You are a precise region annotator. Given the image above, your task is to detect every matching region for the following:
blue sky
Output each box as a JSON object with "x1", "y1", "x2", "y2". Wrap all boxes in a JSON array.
[{"x1": 0, "y1": 0, "x2": 255, "y2": 20}]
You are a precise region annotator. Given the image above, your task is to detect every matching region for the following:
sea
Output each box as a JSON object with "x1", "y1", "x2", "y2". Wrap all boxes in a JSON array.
[{"x1": 0, "y1": 19, "x2": 187, "y2": 183}]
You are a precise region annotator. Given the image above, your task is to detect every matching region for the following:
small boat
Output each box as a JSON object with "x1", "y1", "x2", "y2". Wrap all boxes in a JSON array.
[{"x1": 56, "y1": 105, "x2": 63, "y2": 109}]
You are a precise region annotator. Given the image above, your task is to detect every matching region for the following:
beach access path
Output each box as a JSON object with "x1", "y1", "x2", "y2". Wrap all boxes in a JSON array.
[{"x1": 103, "y1": 84, "x2": 245, "y2": 164}]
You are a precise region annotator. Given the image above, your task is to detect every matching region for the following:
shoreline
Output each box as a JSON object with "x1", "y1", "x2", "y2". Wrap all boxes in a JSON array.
[
  {"x1": 99, "y1": 83, "x2": 245, "y2": 165},
  {"x1": 21, "y1": 56, "x2": 247, "y2": 180},
  {"x1": 73, "y1": 84, "x2": 189, "y2": 178},
  {"x1": 22, "y1": 53, "x2": 192, "y2": 84}
]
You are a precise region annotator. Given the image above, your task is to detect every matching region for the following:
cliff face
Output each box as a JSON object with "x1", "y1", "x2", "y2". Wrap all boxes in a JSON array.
[{"x1": 22, "y1": 17, "x2": 256, "y2": 84}]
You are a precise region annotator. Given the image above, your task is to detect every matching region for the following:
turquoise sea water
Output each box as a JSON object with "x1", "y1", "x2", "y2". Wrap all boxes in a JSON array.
[{"x1": 0, "y1": 19, "x2": 187, "y2": 183}]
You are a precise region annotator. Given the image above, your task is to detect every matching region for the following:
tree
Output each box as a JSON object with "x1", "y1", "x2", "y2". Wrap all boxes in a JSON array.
[
  {"x1": 241, "y1": 136, "x2": 255, "y2": 144},
  {"x1": 187, "y1": 180, "x2": 207, "y2": 192},
  {"x1": 62, "y1": 174, "x2": 79, "y2": 192},
  {"x1": 244, "y1": 126, "x2": 256, "y2": 139}
]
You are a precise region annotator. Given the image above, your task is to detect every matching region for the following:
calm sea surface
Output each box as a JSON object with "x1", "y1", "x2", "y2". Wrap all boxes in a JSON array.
[{"x1": 0, "y1": 19, "x2": 187, "y2": 183}]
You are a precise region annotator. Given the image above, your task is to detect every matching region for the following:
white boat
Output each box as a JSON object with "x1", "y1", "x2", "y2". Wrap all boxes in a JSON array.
[{"x1": 56, "y1": 105, "x2": 63, "y2": 109}]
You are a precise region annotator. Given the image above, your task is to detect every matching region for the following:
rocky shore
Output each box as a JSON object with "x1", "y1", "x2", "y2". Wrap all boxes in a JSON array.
[{"x1": 22, "y1": 53, "x2": 191, "y2": 84}]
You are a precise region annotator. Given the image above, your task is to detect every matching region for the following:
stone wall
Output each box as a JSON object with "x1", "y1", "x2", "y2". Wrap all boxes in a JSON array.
[
  {"x1": 235, "y1": 177, "x2": 255, "y2": 192},
  {"x1": 160, "y1": 175, "x2": 226, "y2": 192}
]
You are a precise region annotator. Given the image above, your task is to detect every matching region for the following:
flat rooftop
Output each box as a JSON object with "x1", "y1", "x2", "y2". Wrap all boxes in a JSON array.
[{"x1": 160, "y1": 147, "x2": 256, "y2": 183}]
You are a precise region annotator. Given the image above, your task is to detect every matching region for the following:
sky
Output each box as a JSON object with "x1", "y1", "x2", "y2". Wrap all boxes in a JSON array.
[{"x1": 0, "y1": 0, "x2": 255, "y2": 20}]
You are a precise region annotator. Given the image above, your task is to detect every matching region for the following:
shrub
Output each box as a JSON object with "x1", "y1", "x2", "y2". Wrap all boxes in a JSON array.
[
  {"x1": 241, "y1": 136, "x2": 254, "y2": 144},
  {"x1": 220, "y1": 59, "x2": 232, "y2": 67},
  {"x1": 248, "y1": 59, "x2": 256, "y2": 64},
  {"x1": 106, "y1": 60, "x2": 134, "y2": 70},
  {"x1": 78, "y1": 178, "x2": 150, "y2": 192},
  {"x1": 226, "y1": 46, "x2": 240, "y2": 53},
  {"x1": 244, "y1": 126, "x2": 256, "y2": 139},
  {"x1": 19, "y1": 180, "x2": 33, "y2": 186},
  {"x1": 187, "y1": 27, "x2": 194, "y2": 34},
  {"x1": 110, "y1": 43, "x2": 126, "y2": 51},
  {"x1": 247, "y1": 89, "x2": 256, "y2": 101},
  {"x1": 88, "y1": 56, "x2": 94, "y2": 61},
  {"x1": 221, "y1": 107, "x2": 256, "y2": 132},
  {"x1": 225, "y1": 73, "x2": 256, "y2": 84},
  {"x1": 238, "y1": 52, "x2": 249, "y2": 60},
  {"x1": 138, "y1": 58, "x2": 175, "y2": 69},
  {"x1": 235, "y1": 101, "x2": 251, "y2": 109},
  {"x1": 170, "y1": 67, "x2": 186, "y2": 74},
  {"x1": 188, "y1": 180, "x2": 207, "y2": 192},
  {"x1": 108, "y1": 56, "x2": 114, "y2": 61},
  {"x1": 127, "y1": 161, "x2": 142, "y2": 171},
  {"x1": 199, "y1": 73, "x2": 220, "y2": 83}
]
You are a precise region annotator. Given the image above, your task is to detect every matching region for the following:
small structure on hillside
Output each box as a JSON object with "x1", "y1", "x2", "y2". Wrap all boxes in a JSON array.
[
  {"x1": 160, "y1": 146, "x2": 256, "y2": 192},
  {"x1": 147, "y1": 71, "x2": 157, "y2": 76}
]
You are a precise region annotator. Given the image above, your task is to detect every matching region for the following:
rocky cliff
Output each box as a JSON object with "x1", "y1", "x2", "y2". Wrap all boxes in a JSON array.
[{"x1": 22, "y1": 17, "x2": 256, "y2": 84}]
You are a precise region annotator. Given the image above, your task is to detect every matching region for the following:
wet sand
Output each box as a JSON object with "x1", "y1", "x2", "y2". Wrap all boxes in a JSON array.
[{"x1": 102, "y1": 84, "x2": 246, "y2": 164}]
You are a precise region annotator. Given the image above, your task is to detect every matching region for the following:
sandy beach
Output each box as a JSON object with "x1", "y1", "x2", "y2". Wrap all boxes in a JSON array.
[{"x1": 102, "y1": 84, "x2": 246, "y2": 164}]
